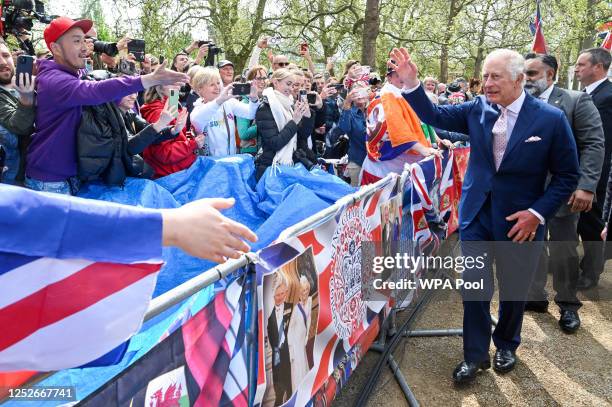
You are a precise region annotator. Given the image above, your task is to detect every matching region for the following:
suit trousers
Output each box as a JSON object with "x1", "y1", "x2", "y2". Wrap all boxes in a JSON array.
[
  {"x1": 460, "y1": 198, "x2": 543, "y2": 363},
  {"x1": 578, "y1": 193, "x2": 605, "y2": 282},
  {"x1": 528, "y1": 213, "x2": 582, "y2": 311}
]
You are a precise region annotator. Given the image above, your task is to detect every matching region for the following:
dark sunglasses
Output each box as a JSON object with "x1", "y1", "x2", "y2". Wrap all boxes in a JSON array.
[{"x1": 277, "y1": 62, "x2": 289, "y2": 67}]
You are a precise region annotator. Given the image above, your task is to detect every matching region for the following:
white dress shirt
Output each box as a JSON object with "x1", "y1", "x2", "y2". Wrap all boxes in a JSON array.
[
  {"x1": 584, "y1": 77, "x2": 608, "y2": 95},
  {"x1": 402, "y1": 85, "x2": 545, "y2": 224},
  {"x1": 537, "y1": 84, "x2": 554, "y2": 104}
]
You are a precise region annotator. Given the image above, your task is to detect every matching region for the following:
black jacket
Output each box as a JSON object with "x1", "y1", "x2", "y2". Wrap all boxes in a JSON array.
[
  {"x1": 77, "y1": 102, "x2": 175, "y2": 185},
  {"x1": 255, "y1": 97, "x2": 316, "y2": 180}
]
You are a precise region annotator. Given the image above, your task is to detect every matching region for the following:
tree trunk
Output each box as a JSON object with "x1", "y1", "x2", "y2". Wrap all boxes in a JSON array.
[
  {"x1": 439, "y1": 0, "x2": 458, "y2": 83},
  {"x1": 361, "y1": 0, "x2": 380, "y2": 67}
]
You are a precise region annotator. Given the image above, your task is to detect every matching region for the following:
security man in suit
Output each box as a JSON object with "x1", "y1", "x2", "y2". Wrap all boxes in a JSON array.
[
  {"x1": 574, "y1": 48, "x2": 612, "y2": 289},
  {"x1": 390, "y1": 47, "x2": 579, "y2": 384},
  {"x1": 523, "y1": 53, "x2": 604, "y2": 333}
]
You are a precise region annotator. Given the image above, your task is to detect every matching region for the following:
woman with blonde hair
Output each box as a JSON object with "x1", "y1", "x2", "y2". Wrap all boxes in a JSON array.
[
  {"x1": 189, "y1": 66, "x2": 259, "y2": 157},
  {"x1": 254, "y1": 68, "x2": 315, "y2": 179}
]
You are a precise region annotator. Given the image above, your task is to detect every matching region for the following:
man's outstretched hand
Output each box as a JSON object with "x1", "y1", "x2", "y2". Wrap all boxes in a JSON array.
[
  {"x1": 388, "y1": 48, "x2": 420, "y2": 89},
  {"x1": 141, "y1": 61, "x2": 189, "y2": 89},
  {"x1": 162, "y1": 198, "x2": 258, "y2": 263}
]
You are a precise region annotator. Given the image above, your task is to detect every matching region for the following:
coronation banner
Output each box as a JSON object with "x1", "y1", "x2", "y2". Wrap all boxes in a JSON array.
[
  {"x1": 252, "y1": 148, "x2": 464, "y2": 407},
  {"x1": 253, "y1": 175, "x2": 400, "y2": 407}
]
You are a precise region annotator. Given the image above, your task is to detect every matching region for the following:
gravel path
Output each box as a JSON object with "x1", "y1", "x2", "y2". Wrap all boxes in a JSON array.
[{"x1": 335, "y1": 252, "x2": 612, "y2": 406}]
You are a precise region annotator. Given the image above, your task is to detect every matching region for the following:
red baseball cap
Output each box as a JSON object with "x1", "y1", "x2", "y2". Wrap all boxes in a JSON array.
[{"x1": 44, "y1": 17, "x2": 93, "y2": 51}]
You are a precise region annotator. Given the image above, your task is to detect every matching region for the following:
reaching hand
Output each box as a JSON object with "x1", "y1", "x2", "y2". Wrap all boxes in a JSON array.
[
  {"x1": 601, "y1": 226, "x2": 608, "y2": 241},
  {"x1": 388, "y1": 48, "x2": 420, "y2": 89},
  {"x1": 161, "y1": 198, "x2": 258, "y2": 263},
  {"x1": 142, "y1": 61, "x2": 189, "y2": 89},
  {"x1": 196, "y1": 44, "x2": 209, "y2": 60}
]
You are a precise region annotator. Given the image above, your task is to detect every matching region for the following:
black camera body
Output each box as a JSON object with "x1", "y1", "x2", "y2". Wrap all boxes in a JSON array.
[
  {"x1": 1, "y1": 0, "x2": 54, "y2": 38},
  {"x1": 204, "y1": 42, "x2": 224, "y2": 67}
]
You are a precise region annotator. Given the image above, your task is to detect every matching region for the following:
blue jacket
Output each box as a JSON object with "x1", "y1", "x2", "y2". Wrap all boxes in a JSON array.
[
  {"x1": 0, "y1": 184, "x2": 162, "y2": 262},
  {"x1": 336, "y1": 106, "x2": 367, "y2": 165},
  {"x1": 403, "y1": 86, "x2": 579, "y2": 234},
  {"x1": 0, "y1": 125, "x2": 19, "y2": 184}
]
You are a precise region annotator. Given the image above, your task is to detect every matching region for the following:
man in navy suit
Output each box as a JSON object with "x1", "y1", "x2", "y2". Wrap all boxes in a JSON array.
[{"x1": 389, "y1": 48, "x2": 579, "y2": 384}]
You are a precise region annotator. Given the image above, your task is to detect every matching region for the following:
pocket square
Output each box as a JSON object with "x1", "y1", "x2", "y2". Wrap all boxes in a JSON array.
[{"x1": 525, "y1": 136, "x2": 541, "y2": 143}]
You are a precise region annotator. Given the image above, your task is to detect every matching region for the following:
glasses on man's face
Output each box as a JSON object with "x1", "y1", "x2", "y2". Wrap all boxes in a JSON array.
[{"x1": 277, "y1": 62, "x2": 289, "y2": 67}]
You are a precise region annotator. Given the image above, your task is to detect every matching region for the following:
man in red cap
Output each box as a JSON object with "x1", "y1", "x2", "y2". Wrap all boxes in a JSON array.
[{"x1": 25, "y1": 17, "x2": 189, "y2": 195}]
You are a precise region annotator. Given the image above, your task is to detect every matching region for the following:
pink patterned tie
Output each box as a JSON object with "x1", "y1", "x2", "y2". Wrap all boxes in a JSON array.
[{"x1": 492, "y1": 107, "x2": 508, "y2": 170}]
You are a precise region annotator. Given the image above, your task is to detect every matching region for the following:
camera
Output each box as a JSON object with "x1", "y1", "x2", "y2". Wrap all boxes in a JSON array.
[
  {"x1": 1, "y1": 0, "x2": 56, "y2": 55},
  {"x1": 203, "y1": 42, "x2": 223, "y2": 67},
  {"x1": 118, "y1": 58, "x2": 136, "y2": 76},
  {"x1": 92, "y1": 40, "x2": 119, "y2": 57}
]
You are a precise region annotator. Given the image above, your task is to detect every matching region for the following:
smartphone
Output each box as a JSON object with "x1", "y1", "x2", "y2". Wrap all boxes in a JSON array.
[
  {"x1": 197, "y1": 40, "x2": 210, "y2": 47},
  {"x1": 307, "y1": 92, "x2": 316, "y2": 104},
  {"x1": 85, "y1": 59, "x2": 93, "y2": 73},
  {"x1": 168, "y1": 89, "x2": 180, "y2": 119},
  {"x1": 233, "y1": 82, "x2": 251, "y2": 96},
  {"x1": 159, "y1": 55, "x2": 165, "y2": 64},
  {"x1": 128, "y1": 39, "x2": 146, "y2": 62},
  {"x1": 300, "y1": 42, "x2": 308, "y2": 53},
  {"x1": 0, "y1": 145, "x2": 5, "y2": 183},
  {"x1": 15, "y1": 55, "x2": 34, "y2": 87},
  {"x1": 299, "y1": 89, "x2": 307, "y2": 102},
  {"x1": 333, "y1": 83, "x2": 345, "y2": 90}
]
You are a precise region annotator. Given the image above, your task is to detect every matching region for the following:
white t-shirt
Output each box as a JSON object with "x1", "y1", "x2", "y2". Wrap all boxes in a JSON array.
[{"x1": 190, "y1": 98, "x2": 258, "y2": 157}]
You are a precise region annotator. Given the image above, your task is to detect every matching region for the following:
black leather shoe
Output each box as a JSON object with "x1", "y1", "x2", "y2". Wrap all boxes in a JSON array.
[
  {"x1": 452, "y1": 360, "x2": 490, "y2": 384},
  {"x1": 576, "y1": 277, "x2": 598, "y2": 290},
  {"x1": 524, "y1": 300, "x2": 549, "y2": 313},
  {"x1": 493, "y1": 349, "x2": 516, "y2": 374},
  {"x1": 559, "y1": 310, "x2": 580, "y2": 333}
]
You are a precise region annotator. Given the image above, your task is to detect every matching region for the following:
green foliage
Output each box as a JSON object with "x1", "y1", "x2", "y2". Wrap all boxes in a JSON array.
[{"x1": 78, "y1": 0, "x2": 608, "y2": 84}]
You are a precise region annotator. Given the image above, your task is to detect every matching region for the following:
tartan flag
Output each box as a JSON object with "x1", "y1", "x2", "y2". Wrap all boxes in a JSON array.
[{"x1": 530, "y1": 0, "x2": 548, "y2": 54}]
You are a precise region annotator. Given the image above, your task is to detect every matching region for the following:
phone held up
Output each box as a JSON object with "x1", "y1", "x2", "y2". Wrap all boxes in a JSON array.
[
  {"x1": 127, "y1": 39, "x2": 146, "y2": 62},
  {"x1": 15, "y1": 55, "x2": 34, "y2": 87},
  {"x1": 168, "y1": 89, "x2": 180, "y2": 119},
  {"x1": 232, "y1": 82, "x2": 251, "y2": 96}
]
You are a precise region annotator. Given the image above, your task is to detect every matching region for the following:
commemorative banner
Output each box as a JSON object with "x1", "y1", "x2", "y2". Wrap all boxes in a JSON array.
[{"x1": 253, "y1": 176, "x2": 401, "y2": 407}]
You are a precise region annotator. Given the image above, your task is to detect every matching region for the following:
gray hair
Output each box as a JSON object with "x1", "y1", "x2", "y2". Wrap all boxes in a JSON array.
[
  {"x1": 274, "y1": 272, "x2": 288, "y2": 291},
  {"x1": 485, "y1": 49, "x2": 525, "y2": 81}
]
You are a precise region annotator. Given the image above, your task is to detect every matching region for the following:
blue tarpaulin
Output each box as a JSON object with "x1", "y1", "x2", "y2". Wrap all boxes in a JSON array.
[{"x1": 78, "y1": 155, "x2": 354, "y2": 297}]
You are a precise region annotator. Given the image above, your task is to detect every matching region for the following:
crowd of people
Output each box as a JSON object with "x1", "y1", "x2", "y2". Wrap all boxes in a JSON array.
[
  {"x1": 0, "y1": 16, "x2": 481, "y2": 192},
  {"x1": 1, "y1": 14, "x2": 612, "y2": 388}
]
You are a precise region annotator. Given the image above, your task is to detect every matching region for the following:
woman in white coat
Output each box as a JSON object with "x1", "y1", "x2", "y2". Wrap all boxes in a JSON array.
[
  {"x1": 288, "y1": 275, "x2": 312, "y2": 392},
  {"x1": 189, "y1": 67, "x2": 259, "y2": 157}
]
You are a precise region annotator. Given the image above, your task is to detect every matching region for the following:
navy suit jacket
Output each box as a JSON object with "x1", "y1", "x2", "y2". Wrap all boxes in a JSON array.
[{"x1": 403, "y1": 86, "x2": 579, "y2": 236}]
